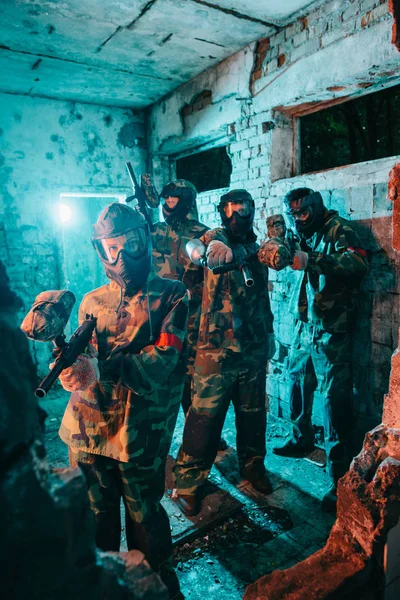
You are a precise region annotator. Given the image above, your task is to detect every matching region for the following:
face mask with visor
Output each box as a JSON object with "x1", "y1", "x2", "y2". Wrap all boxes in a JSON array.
[
  {"x1": 222, "y1": 201, "x2": 253, "y2": 219},
  {"x1": 285, "y1": 205, "x2": 313, "y2": 228},
  {"x1": 93, "y1": 228, "x2": 148, "y2": 265}
]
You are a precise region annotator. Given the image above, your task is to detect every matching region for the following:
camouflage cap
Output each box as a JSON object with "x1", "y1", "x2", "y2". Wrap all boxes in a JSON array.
[
  {"x1": 160, "y1": 179, "x2": 197, "y2": 203},
  {"x1": 21, "y1": 290, "x2": 76, "y2": 341},
  {"x1": 266, "y1": 214, "x2": 287, "y2": 239}
]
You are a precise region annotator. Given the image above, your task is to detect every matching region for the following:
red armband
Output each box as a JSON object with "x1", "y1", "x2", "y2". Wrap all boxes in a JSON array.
[
  {"x1": 347, "y1": 247, "x2": 367, "y2": 258},
  {"x1": 155, "y1": 333, "x2": 183, "y2": 352}
]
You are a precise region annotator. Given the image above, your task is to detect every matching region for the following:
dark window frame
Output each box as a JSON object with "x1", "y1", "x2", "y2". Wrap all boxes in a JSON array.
[
  {"x1": 174, "y1": 145, "x2": 232, "y2": 193},
  {"x1": 296, "y1": 82, "x2": 400, "y2": 176}
]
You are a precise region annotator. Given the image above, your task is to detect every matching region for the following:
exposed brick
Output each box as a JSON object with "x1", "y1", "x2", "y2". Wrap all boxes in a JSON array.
[
  {"x1": 292, "y1": 29, "x2": 308, "y2": 47},
  {"x1": 229, "y1": 140, "x2": 248, "y2": 153},
  {"x1": 277, "y1": 53, "x2": 286, "y2": 68},
  {"x1": 290, "y1": 37, "x2": 320, "y2": 61},
  {"x1": 252, "y1": 68, "x2": 263, "y2": 82},
  {"x1": 342, "y1": 2, "x2": 360, "y2": 21},
  {"x1": 269, "y1": 30, "x2": 286, "y2": 47},
  {"x1": 298, "y1": 16, "x2": 309, "y2": 30}
]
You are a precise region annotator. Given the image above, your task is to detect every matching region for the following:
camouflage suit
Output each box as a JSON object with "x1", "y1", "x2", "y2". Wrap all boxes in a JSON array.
[
  {"x1": 59, "y1": 270, "x2": 188, "y2": 597},
  {"x1": 152, "y1": 204, "x2": 208, "y2": 412},
  {"x1": 268, "y1": 210, "x2": 368, "y2": 481},
  {"x1": 173, "y1": 228, "x2": 274, "y2": 494}
]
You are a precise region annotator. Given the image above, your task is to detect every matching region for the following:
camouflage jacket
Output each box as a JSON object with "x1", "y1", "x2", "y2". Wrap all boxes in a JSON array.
[
  {"x1": 197, "y1": 228, "x2": 274, "y2": 358},
  {"x1": 59, "y1": 270, "x2": 188, "y2": 462},
  {"x1": 292, "y1": 210, "x2": 368, "y2": 333},
  {"x1": 151, "y1": 205, "x2": 208, "y2": 360}
]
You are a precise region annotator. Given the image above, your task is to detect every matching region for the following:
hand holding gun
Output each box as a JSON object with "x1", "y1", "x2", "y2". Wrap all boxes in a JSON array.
[
  {"x1": 257, "y1": 214, "x2": 300, "y2": 271},
  {"x1": 125, "y1": 162, "x2": 159, "y2": 232},
  {"x1": 21, "y1": 290, "x2": 97, "y2": 398},
  {"x1": 186, "y1": 239, "x2": 254, "y2": 287}
]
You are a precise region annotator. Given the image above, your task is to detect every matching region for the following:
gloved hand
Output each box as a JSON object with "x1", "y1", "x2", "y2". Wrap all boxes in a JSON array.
[
  {"x1": 290, "y1": 250, "x2": 309, "y2": 271},
  {"x1": 51, "y1": 345, "x2": 99, "y2": 392},
  {"x1": 206, "y1": 240, "x2": 233, "y2": 269},
  {"x1": 258, "y1": 238, "x2": 293, "y2": 271}
]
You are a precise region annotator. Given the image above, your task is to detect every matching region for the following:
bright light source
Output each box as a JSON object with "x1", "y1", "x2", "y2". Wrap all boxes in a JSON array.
[{"x1": 59, "y1": 204, "x2": 72, "y2": 223}]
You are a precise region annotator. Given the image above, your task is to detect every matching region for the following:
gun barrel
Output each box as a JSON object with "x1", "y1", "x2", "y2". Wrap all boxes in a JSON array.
[
  {"x1": 212, "y1": 262, "x2": 254, "y2": 287},
  {"x1": 35, "y1": 316, "x2": 97, "y2": 398},
  {"x1": 126, "y1": 162, "x2": 136, "y2": 187},
  {"x1": 241, "y1": 265, "x2": 254, "y2": 287},
  {"x1": 35, "y1": 359, "x2": 65, "y2": 398}
]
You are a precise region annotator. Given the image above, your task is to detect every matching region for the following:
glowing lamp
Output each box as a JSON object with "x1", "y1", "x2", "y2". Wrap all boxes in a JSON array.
[{"x1": 59, "y1": 204, "x2": 72, "y2": 223}]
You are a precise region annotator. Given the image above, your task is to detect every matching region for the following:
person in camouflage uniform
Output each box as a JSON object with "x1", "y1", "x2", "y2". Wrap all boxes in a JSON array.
[
  {"x1": 173, "y1": 189, "x2": 275, "y2": 516},
  {"x1": 259, "y1": 188, "x2": 368, "y2": 512},
  {"x1": 57, "y1": 203, "x2": 188, "y2": 599},
  {"x1": 151, "y1": 180, "x2": 208, "y2": 414}
]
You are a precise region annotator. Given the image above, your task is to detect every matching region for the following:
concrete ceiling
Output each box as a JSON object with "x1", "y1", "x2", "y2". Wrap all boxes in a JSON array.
[{"x1": 0, "y1": 0, "x2": 327, "y2": 109}]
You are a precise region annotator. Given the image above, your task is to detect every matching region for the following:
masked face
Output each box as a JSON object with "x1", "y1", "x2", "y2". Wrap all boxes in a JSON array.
[
  {"x1": 286, "y1": 203, "x2": 313, "y2": 230},
  {"x1": 160, "y1": 180, "x2": 196, "y2": 225},
  {"x1": 163, "y1": 196, "x2": 179, "y2": 210},
  {"x1": 94, "y1": 229, "x2": 147, "y2": 264},
  {"x1": 93, "y1": 228, "x2": 151, "y2": 293},
  {"x1": 284, "y1": 192, "x2": 325, "y2": 238},
  {"x1": 222, "y1": 200, "x2": 254, "y2": 237}
]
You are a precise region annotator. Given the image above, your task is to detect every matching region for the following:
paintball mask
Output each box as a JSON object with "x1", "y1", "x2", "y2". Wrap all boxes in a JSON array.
[
  {"x1": 92, "y1": 203, "x2": 152, "y2": 294},
  {"x1": 160, "y1": 179, "x2": 197, "y2": 225},
  {"x1": 21, "y1": 290, "x2": 76, "y2": 341},
  {"x1": 218, "y1": 189, "x2": 255, "y2": 238},
  {"x1": 283, "y1": 188, "x2": 325, "y2": 238}
]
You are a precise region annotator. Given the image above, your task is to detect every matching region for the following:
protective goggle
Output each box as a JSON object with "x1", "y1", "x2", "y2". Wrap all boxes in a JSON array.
[
  {"x1": 222, "y1": 201, "x2": 253, "y2": 218},
  {"x1": 93, "y1": 228, "x2": 147, "y2": 264},
  {"x1": 285, "y1": 205, "x2": 313, "y2": 223}
]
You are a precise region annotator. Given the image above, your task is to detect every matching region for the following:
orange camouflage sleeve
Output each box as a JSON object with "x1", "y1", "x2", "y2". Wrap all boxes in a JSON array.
[{"x1": 100, "y1": 282, "x2": 189, "y2": 397}]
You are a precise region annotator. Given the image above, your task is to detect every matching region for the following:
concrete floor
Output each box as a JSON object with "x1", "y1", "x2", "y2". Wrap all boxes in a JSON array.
[{"x1": 40, "y1": 388, "x2": 336, "y2": 599}]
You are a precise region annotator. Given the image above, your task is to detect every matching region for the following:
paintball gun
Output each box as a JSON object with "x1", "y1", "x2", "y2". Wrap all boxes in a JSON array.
[
  {"x1": 257, "y1": 214, "x2": 299, "y2": 271},
  {"x1": 21, "y1": 290, "x2": 97, "y2": 398},
  {"x1": 186, "y1": 239, "x2": 254, "y2": 287},
  {"x1": 125, "y1": 162, "x2": 160, "y2": 233}
]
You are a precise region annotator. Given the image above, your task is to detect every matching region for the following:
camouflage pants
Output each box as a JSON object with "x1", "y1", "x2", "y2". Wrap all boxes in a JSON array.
[
  {"x1": 288, "y1": 320, "x2": 354, "y2": 481},
  {"x1": 181, "y1": 305, "x2": 201, "y2": 414},
  {"x1": 72, "y1": 420, "x2": 181, "y2": 597},
  {"x1": 174, "y1": 349, "x2": 267, "y2": 494}
]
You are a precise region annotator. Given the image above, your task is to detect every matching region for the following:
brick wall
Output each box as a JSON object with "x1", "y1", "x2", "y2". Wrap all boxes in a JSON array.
[
  {"x1": 0, "y1": 93, "x2": 146, "y2": 374},
  {"x1": 195, "y1": 115, "x2": 399, "y2": 435},
  {"x1": 190, "y1": 0, "x2": 400, "y2": 433},
  {"x1": 251, "y1": 0, "x2": 390, "y2": 91},
  {"x1": 148, "y1": 0, "x2": 400, "y2": 436}
]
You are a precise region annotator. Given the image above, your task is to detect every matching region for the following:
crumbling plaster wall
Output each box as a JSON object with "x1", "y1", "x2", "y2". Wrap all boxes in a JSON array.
[
  {"x1": 0, "y1": 93, "x2": 146, "y2": 374},
  {"x1": 149, "y1": 0, "x2": 400, "y2": 427}
]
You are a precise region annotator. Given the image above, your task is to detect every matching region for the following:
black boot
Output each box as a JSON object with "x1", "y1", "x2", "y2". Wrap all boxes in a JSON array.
[
  {"x1": 240, "y1": 460, "x2": 273, "y2": 495},
  {"x1": 159, "y1": 561, "x2": 185, "y2": 600},
  {"x1": 176, "y1": 493, "x2": 200, "y2": 516},
  {"x1": 273, "y1": 437, "x2": 314, "y2": 457}
]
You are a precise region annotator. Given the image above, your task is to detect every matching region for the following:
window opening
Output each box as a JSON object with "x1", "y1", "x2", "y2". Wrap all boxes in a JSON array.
[
  {"x1": 300, "y1": 83, "x2": 400, "y2": 174},
  {"x1": 176, "y1": 146, "x2": 232, "y2": 193}
]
